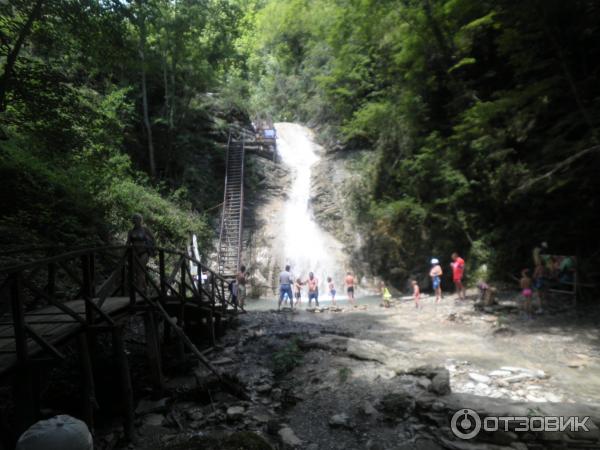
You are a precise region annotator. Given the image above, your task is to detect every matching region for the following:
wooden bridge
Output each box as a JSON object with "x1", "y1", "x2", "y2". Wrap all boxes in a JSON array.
[{"x1": 0, "y1": 244, "x2": 240, "y2": 441}]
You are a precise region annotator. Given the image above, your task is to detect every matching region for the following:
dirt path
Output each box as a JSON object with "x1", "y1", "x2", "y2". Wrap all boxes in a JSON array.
[
  {"x1": 113, "y1": 291, "x2": 600, "y2": 450},
  {"x1": 291, "y1": 292, "x2": 600, "y2": 404}
]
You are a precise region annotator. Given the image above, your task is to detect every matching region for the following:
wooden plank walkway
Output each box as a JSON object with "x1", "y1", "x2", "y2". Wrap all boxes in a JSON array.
[{"x1": 0, "y1": 297, "x2": 130, "y2": 374}]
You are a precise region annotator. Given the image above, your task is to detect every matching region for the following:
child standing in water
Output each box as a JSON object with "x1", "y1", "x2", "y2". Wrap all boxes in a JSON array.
[
  {"x1": 327, "y1": 277, "x2": 336, "y2": 305},
  {"x1": 520, "y1": 269, "x2": 533, "y2": 319},
  {"x1": 382, "y1": 283, "x2": 392, "y2": 307},
  {"x1": 294, "y1": 277, "x2": 303, "y2": 307},
  {"x1": 412, "y1": 280, "x2": 421, "y2": 309}
]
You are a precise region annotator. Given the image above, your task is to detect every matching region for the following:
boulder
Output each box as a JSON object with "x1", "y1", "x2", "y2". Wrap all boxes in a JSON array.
[
  {"x1": 328, "y1": 413, "x2": 352, "y2": 429},
  {"x1": 362, "y1": 401, "x2": 378, "y2": 416},
  {"x1": 430, "y1": 370, "x2": 451, "y2": 395},
  {"x1": 469, "y1": 373, "x2": 491, "y2": 384},
  {"x1": 417, "y1": 378, "x2": 432, "y2": 390},
  {"x1": 256, "y1": 384, "x2": 272, "y2": 394},
  {"x1": 381, "y1": 392, "x2": 415, "y2": 417},
  {"x1": 186, "y1": 408, "x2": 204, "y2": 422},
  {"x1": 135, "y1": 397, "x2": 169, "y2": 415},
  {"x1": 142, "y1": 413, "x2": 165, "y2": 427},
  {"x1": 226, "y1": 406, "x2": 245, "y2": 422},
  {"x1": 278, "y1": 427, "x2": 302, "y2": 447}
]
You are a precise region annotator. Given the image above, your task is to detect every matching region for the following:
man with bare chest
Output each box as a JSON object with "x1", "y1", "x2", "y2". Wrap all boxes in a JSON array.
[{"x1": 306, "y1": 272, "x2": 319, "y2": 307}]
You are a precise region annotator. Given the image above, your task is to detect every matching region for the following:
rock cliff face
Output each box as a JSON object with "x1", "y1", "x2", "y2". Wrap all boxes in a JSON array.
[
  {"x1": 240, "y1": 127, "x2": 378, "y2": 299},
  {"x1": 241, "y1": 153, "x2": 291, "y2": 298},
  {"x1": 310, "y1": 146, "x2": 378, "y2": 287}
]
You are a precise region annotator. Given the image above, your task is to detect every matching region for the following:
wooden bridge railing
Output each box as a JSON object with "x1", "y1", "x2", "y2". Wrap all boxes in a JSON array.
[
  {"x1": 0, "y1": 244, "x2": 241, "y2": 437},
  {"x1": 0, "y1": 244, "x2": 239, "y2": 366}
]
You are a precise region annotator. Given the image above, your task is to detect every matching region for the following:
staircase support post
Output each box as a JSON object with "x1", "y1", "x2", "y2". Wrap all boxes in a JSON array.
[
  {"x1": 143, "y1": 311, "x2": 164, "y2": 392},
  {"x1": 78, "y1": 333, "x2": 97, "y2": 432},
  {"x1": 11, "y1": 274, "x2": 37, "y2": 434},
  {"x1": 112, "y1": 326, "x2": 134, "y2": 441}
]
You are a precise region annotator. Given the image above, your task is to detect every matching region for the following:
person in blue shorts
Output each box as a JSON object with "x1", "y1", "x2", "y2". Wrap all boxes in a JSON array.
[
  {"x1": 327, "y1": 276, "x2": 336, "y2": 305},
  {"x1": 429, "y1": 258, "x2": 443, "y2": 303},
  {"x1": 306, "y1": 272, "x2": 319, "y2": 307},
  {"x1": 278, "y1": 265, "x2": 294, "y2": 311}
]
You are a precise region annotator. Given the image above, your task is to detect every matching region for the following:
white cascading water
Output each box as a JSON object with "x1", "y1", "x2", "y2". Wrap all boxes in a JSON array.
[{"x1": 275, "y1": 123, "x2": 349, "y2": 296}]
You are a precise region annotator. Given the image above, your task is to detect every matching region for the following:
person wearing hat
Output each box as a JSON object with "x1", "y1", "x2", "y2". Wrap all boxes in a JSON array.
[{"x1": 429, "y1": 258, "x2": 443, "y2": 303}]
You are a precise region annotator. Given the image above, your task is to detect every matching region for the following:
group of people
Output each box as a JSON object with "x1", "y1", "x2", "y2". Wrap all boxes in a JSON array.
[
  {"x1": 277, "y1": 265, "x2": 356, "y2": 310},
  {"x1": 519, "y1": 242, "x2": 576, "y2": 319},
  {"x1": 125, "y1": 213, "x2": 469, "y2": 311},
  {"x1": 425, "y1": 252, "x2": 466, "y2": 304}
]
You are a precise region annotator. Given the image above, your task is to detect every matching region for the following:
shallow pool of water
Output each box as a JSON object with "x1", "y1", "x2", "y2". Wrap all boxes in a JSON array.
[{"x1": 244, "y1": 295, "x2": 386, "y2": 311}]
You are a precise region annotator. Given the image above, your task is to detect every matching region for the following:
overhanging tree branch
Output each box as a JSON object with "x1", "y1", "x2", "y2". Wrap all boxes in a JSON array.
[
  {"x1": 513, "y1": 144, "x2": 600, "y2": 193},
  {"x1": 0, "y1": 0, "x2": 45, "y2": 112}
]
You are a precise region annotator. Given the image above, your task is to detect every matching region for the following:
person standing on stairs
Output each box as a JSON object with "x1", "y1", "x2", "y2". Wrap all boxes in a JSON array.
[
  {"x1": 236, "y1": 265, "x2": 247, "y2": 308},
  {"x1": 126, "y1": 213, "x2": 155, "y2": 295},
  {"x1": 278, "y1": 265, "x2": 294, "y2": 311}
]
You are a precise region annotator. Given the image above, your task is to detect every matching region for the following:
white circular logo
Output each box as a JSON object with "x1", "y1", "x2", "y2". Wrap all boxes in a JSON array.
[{"x1": 451, "y1": 408, "x2": 481, "y2": 440}]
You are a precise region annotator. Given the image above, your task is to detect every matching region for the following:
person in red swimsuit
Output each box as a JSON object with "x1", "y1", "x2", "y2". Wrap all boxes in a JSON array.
[
  {"x1": 450, "y1": 252, "x2": 466, "y2": 300},
  {"x1": 345, "y1": 272, "x2": 356, "y2": 306}
]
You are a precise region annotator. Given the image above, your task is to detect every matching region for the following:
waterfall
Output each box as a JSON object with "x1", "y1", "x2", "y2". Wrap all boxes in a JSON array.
[{"x1": 275, "y1": 123, "x2": 349, "y2": 297}]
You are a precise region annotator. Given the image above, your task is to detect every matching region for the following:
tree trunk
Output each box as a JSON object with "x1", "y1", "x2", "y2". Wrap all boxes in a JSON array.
[
  {"x1": 137, "y1": 0, "x2": 156, "y2": 177},
  {"x1": 0, "y1": 0, "x2": 45, "y2": 112},
  {"x1": 422, "y1": 0, "x2": 454, "y2": 69},
  {"x1": 162, "y1": 51, "x2": 171, "y2": 176}
]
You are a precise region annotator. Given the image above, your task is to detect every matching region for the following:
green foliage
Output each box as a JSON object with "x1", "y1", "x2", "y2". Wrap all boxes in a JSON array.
[
  {"x1": 0, "y1": 0, "x2": 251, "y2": 253},
  {"x1": 244, "y1": 0, "x2": 600, "y2": 285},
  {"x1": 272, "y1": 338, "x2": 303, "y2": 376},
  {"x1": 338, "y1": 366, "x2": 352, "y2": 383}
]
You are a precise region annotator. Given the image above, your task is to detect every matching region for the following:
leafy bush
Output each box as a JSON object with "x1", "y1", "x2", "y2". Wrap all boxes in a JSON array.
[{"x1": 272, "y1": 338, "x2": 303, "y2": 376}]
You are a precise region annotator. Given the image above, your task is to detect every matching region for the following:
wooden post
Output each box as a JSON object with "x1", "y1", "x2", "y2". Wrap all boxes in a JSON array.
[
  {"x1": 179, "y1": 261, "x2": 186, "y2": 300},
  {"x1": 112, "y1": 326, "x2": 134, "y2": 441},
  {"x1": 78, "y1": 333, "x2": 97, "y2": 432},
  {"x1": 159, "y1": 250, "x2": 172, "y2": 344},
  {"x1": 208, "y1": 276, "x2": 216, "y2": 346},
  {"x1": 159, "y1": 250, "x2": 166, "y2": 298},
  {"x1": 143, "y1": 311, "x2": 164, "y2": 391},
  {"x1": 216, "y1": 278, "x2": 225, "y2": 336},
  {"x1": 176, "y1": 261, "x2": 186, "y2": 361},
  {"x1": 128, "y1": 249, "x2": 136, "y2": 307},
  {"x1": 81, "y1": 254, "x2": 94, "y2": 324},
  {"x1": 47, "y1": 262, "x2": 56, "y2": 301},
  {"x1": 89, "y1": 252, "x2": 96, "y2": 298},
  {"x1": 120, "y1": 264, "x2": 127, "y2": 296},
  {"x1": 11, "y1": 273, "x2": 36, "y2": 433},
  {"x1": 573, "y1": 270, "x2": 578, "y2": 307}
]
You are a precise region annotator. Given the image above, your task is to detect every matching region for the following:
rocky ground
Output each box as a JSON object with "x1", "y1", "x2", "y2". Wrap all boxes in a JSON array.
[{"x1": 97, "y1": 290, "x2": 600, "y2": 450}]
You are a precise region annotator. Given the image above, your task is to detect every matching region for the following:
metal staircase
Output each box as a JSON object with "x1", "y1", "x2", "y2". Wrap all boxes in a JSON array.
[{"x1": 217, "y1": 134, "x2": 246, "y2": 277}]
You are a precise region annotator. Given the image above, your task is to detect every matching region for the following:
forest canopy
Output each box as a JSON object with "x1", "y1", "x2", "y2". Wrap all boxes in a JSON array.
[
  {"x1": 2, "y1": 0, "x2": 599, "y2": 285},
  {"x1": 240, "y1": 0, "x2": 600, "y2": 283},
  {"x1": 0, "y1": 0, "x2": 249, "y2": 252}
]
